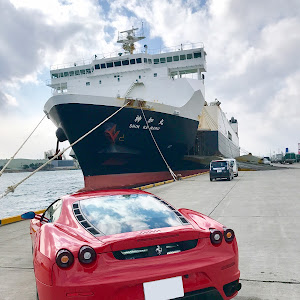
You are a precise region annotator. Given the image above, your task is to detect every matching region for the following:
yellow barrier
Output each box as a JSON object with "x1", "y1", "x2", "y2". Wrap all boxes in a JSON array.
[{"x1": 0, "y1": 209, "x2": 46, "y2": 226}]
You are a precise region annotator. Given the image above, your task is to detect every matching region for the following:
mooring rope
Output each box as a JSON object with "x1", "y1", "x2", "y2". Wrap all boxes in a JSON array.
[
  {"x1": 0, "y1": 102, "x2": 129, "y2": 199},
  {"x1": 0, "y1": 115, "x2": 47, "y2": 177},
  {"x1": 139, "y1": 105, "x2": 177, "y2": 181}
]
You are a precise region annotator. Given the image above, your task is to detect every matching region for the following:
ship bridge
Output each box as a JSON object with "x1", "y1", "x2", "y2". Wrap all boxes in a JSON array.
[
  {"x1": 47, "y1": 27, "x2": 206, "y2": 97},
  {"x1": 48, "y1": 45, "x2": 206, "y2": 93}
]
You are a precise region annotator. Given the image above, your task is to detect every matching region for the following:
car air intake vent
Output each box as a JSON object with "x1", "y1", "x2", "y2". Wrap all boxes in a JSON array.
[
  {"x1": 113, "y1": 239, "x2": 198, "y2": 260},
  {"x1": 72, "y1": 202, "x2": 101, "y2": 236},
  {"x1": 87, "y1": 227, "x2": 100, "y2": 235},
  {"x1": 155, "y1": 197, "x2": 189, "y2": 225},
  {"x1": 74, "y1": 209, "x2": 80, "y2": 215},
  {"x1": 179, "y1": 217, "x2": 189, "y2": 224},
  {"x1": 167, "y1": 205, "x2": 176, "y2": 211},
  {"x1": 81, "y1": 221, "x2": 90, "y2": 228}
]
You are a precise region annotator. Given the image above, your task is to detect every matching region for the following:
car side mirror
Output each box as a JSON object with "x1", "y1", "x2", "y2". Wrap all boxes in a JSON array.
[{"x1": 21, "y1": 211, "x2": 36, "y2": 219}]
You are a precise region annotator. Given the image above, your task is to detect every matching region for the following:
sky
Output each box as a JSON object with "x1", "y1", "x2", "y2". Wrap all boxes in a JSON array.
[{"x1": 0, "y1": 0, "x2": 300, "y2": 160}]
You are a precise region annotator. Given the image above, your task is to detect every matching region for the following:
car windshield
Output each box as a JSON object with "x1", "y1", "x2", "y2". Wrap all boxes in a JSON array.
[
  {"x1": 79, "y1": 194, "x2": 183, "y2": 235},
  {"x1": 211, "y1": 161, "x2": 228, "y2": 168}
]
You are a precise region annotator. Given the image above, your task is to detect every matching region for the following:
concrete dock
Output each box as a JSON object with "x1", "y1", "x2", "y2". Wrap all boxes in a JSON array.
[{"x1": 1, "y1": 164, "x2": 300, "y2": 299}]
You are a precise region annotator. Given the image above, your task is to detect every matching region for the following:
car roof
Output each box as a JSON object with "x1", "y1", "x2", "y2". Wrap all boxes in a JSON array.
[
  {"x1": 61, "y1": 189, "x2": 152, "y2": 204},
  {"x1": 210, "y1": 160, "x2": 228, "y2": 163},
  {"x1": 222, "y1": 158, "x2": 235, "y2": 161}
]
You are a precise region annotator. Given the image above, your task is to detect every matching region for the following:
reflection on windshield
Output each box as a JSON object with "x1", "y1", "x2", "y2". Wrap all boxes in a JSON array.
[
  {"x1": 79, "y1": 194, "x2": 182, "y2": 235},
  {"x1": 211, "y1": 161, "x2": 228, "y2": 168}
]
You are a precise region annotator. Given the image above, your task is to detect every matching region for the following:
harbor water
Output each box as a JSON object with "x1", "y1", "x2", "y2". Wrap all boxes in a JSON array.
[{"x1": 0, "y1": 170, "x2": 84, "y2": 219}]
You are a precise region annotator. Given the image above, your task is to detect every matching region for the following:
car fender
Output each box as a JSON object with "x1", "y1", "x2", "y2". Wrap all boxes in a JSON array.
[{"x1": 178, "y1": 208, "x2": 224, "y2": 232}]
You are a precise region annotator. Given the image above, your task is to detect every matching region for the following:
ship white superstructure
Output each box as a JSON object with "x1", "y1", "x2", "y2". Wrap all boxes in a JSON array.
[{"x1": 46, "y1": 28, "x2": 206, "y2": 121}]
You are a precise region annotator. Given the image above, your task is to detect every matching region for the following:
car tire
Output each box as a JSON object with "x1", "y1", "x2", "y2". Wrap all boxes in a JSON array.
[
  {"x1": 227, "y1": 176, "x2": 231, "y2": 181},
  {"x1": 36, "y1": 286, "x2": 39, "y2": 300},
  {"x1": 210, "y1": 177, "x2": 213, "y2": 181}
]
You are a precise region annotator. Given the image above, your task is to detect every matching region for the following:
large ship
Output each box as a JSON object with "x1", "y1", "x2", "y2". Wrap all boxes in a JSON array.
[
  {"x1": 195, "y1": 99, "x2": 240, "y2": 158},
  {"x1": 44, "y1": 27, "x2": 208, "y2": 190}
]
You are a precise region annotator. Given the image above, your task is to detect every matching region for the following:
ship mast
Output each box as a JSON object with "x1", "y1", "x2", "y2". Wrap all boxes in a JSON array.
[{"x1": 117, "y1": 26, "x2": 145, "y2": 54}]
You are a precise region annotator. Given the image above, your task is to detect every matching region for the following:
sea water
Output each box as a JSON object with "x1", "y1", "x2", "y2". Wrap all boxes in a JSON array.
[{"x1": 0, "y1": 170, "x2": 84, "y2": 219}]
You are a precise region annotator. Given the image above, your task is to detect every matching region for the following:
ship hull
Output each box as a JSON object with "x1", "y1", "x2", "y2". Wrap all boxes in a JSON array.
[
  {"x1": 81, "y1": 169, "x2": 207, "y2": 191},
  {"x1": 194, "y1": 130, "x2": 240, "y2": 158},
  {"x1": 48, "y1": 102, "x2": 200, "y2": 188}
]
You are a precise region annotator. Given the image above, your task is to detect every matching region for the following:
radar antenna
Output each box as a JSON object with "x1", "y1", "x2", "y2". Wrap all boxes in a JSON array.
[{"x1": 117, "y1": 26, "x2": 145, "y2": 54}]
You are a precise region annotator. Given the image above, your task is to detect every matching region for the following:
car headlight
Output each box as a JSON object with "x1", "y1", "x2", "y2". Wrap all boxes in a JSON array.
[
  {"x1": 78, "y1": 245, "x2": 96, "y2": 264},
  {"x1": 224, "y1": 228, "x2": 235, "y2": 243},
  {"x1": 56, "y1": 249, "x2": 74, "y2": 268},
  {"x1": 210, "y1": 229, "x2": 223, "y2": 245}
]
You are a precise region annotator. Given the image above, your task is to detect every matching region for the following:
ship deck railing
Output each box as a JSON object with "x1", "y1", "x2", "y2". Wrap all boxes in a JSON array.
[{"x1": 50, "y1": 42, "x2": 204, "y2": 71}]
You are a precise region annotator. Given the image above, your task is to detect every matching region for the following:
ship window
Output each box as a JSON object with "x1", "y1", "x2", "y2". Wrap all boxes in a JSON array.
[
  {"x1": 130, "y1": 59, "x2": 136, "y2": 64},
  {"x1": 194, "y1": 52, "x2": 201, "y2": 58},
  {"x1": 148, "y1": 59, "x2": 152, "y2": 64},
  {"x1": 86, "y1": 82, "x2": 90, "y2": 86},
  {"x1": 136, "y1": 58, "x2": 142, "y2": 64},
  {"x1": 154, "y1": 73, "x2": 157, "y2": 77},
  {"x1": 60, "y1": 72, "x2": 64, "y2": 77},
  {"x1": 99, "y1": 80, "x2": 102, "y2": 84},
  {"x1": 52, "y1": 73, "x2": 59, "y2": 79},
  {"x1": 180, "y1": 55, "x2": 186, "y2": 60},
  {"x1": 139, "y1": 75, "x2": 141, "y2": 79},
  {"x1": 173, "y1": 55, "x2": 179, "y2": 61},
  {"x1": 106, "y1": 62, "x2": 113, "y2": 68},
  {"x1": 187, "y1": 53, "x2": 193, "y2": 59},
  {"x1": 154, "y1": 58, "x2": 159, "y2": 64},
  {"x1": 160, "y1": 57, "x2": 166, "y2": 63},
  {"x1": 64, "y1": 72, "x2": 69, "y2": 77},
  {"x1": 95, "y1": 64, "x2": 100, "y2": 69},
  {"x1": 167, "y1": 57, "x2": 172, "y2": 62},
  {"x1": 144, "y1": 58, "x2": 147, "y2": 63},
  {"x1": 80, "y1": 70, "x2": 86, "y2": 74},
  {"x1": 101, "y1": 63, "x2": 106, "y2": 69},
  {"x1": 69, "y1": 71, "x2": 74, "y2": 76},
  {"x1": 75, "y1": 70, "x2": 80, "y2": 75},
  {"x1": 86, "y1": 69, "x2": 91, "y2": 74},
  {"x1": 114, "y1": 61, "x2": 121, "y2": 67},
  {"x1": 122, "y1": 60, "x2": 129, "y2": 65}
]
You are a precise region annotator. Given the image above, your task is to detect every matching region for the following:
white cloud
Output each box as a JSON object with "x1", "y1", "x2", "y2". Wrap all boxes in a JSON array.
[
  {"x1": 4, "y1": 93, "x2": 18, "y2": 107},
  {"x1": 1, "y1": 0, "x2": 300, "y2": 158}
]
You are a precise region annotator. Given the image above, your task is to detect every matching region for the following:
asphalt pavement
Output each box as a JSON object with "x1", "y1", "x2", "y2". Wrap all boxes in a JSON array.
[{"x1": 0, "y1": 164, "x2": 299, "y2": 299}]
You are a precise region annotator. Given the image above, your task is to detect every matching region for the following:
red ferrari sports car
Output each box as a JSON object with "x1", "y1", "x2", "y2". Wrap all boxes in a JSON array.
[{"x1": 22, "y1": 189, "x2": 241, "y2": 300}]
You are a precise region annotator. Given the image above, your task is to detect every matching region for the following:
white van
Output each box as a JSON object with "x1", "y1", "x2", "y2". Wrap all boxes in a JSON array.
[{"x1": 223, "y1": 158, "x2": 238, "y2": 177}]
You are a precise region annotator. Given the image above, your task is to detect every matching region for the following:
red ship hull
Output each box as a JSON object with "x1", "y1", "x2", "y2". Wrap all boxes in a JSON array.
[{"x1": 81, "y1": 169, "x2": 208, "y2": 191}]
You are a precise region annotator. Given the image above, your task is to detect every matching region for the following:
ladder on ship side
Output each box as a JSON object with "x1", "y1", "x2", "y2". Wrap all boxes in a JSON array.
[{"x1": 124, "y1": 81, "x2": 144, "y2": 98}]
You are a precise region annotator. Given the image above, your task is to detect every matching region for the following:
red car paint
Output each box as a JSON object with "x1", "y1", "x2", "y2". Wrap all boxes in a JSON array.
[{"x1": 28, "y1": 189, "x2": 240, "y2": 300}]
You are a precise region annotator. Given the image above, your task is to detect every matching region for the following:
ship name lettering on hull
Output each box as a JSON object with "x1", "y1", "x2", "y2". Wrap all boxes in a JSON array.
[
  {"x1": 129, "y1": 124, "x2": 161, "y2": 131},
  {"x1": 143, "y1": 126, "x2": 160, "y2": 131},
  {"x1": 129, "y1": 124, "x2": 140, "y2": 129}
]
